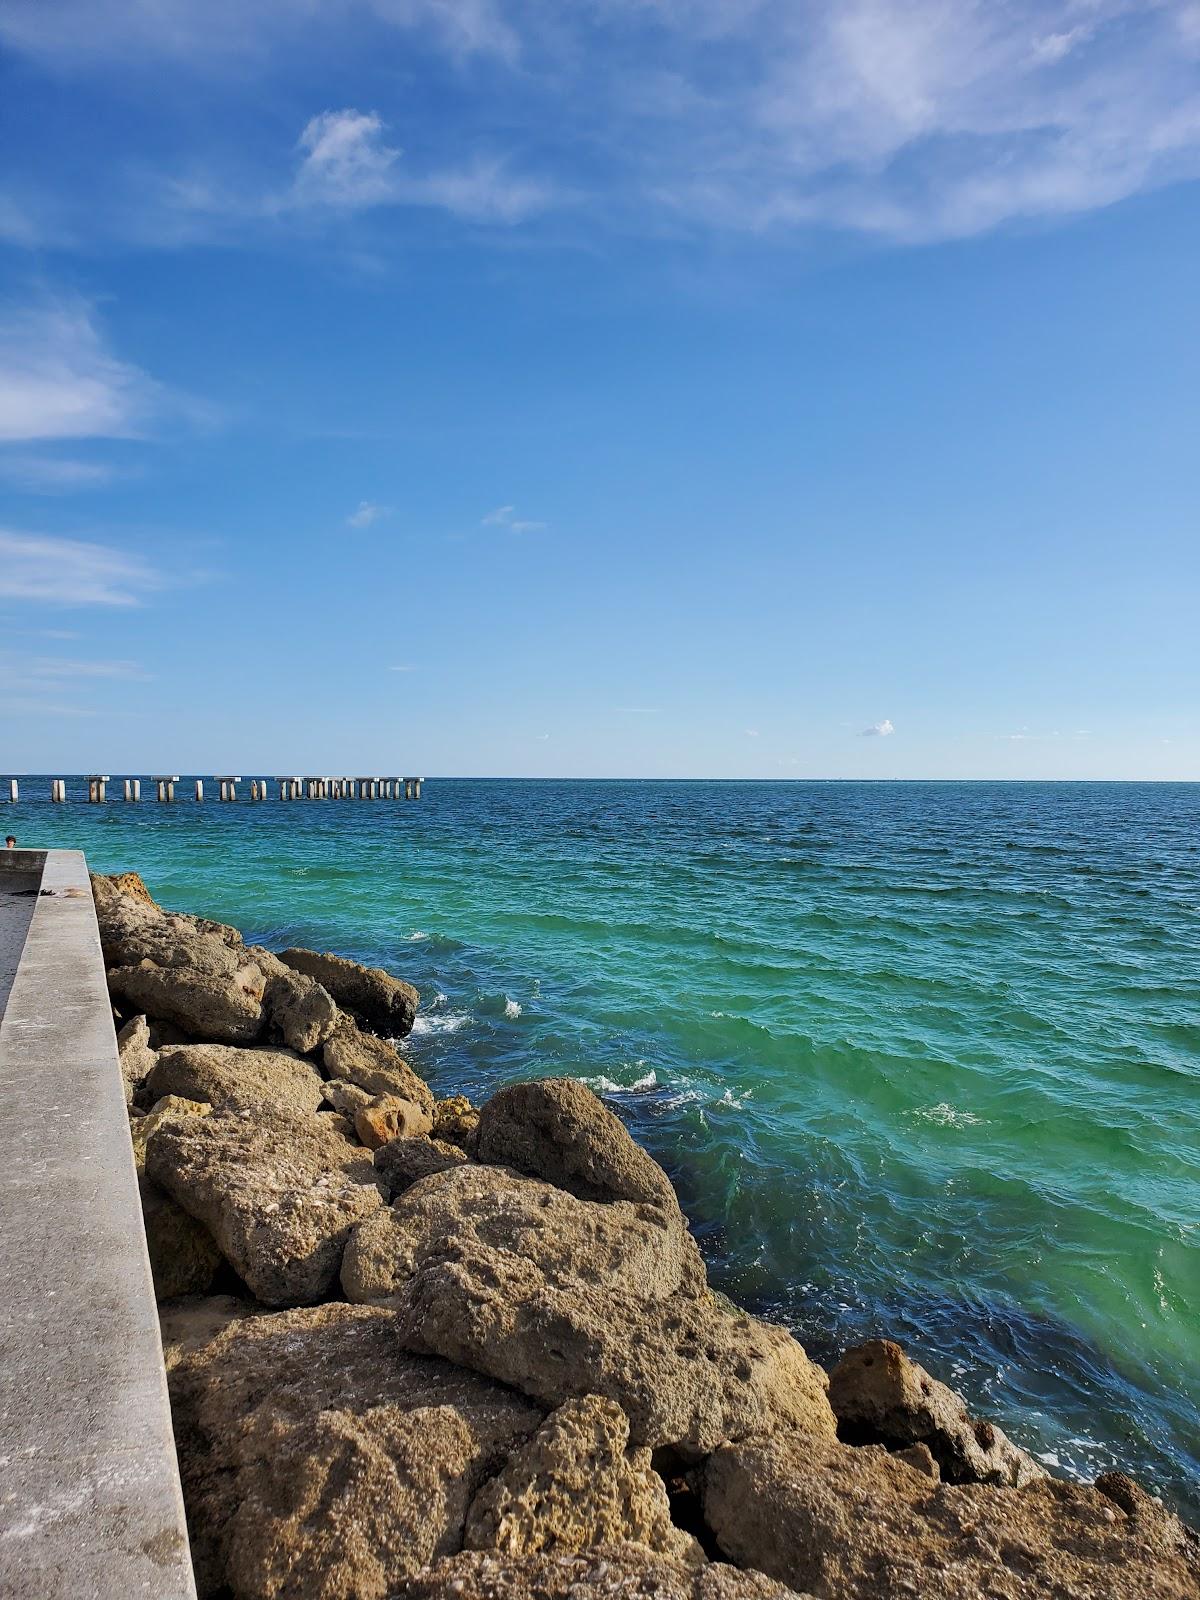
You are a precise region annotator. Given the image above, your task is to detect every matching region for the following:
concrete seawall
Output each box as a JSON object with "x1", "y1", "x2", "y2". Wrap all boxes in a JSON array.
[{"x1": 0, "y1": 849, "x2": 196, "y2": 1598}]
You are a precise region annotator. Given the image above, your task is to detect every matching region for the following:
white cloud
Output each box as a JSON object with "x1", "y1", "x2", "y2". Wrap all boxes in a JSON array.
[
  {"x1": 6, "y1": 3, "x2": 1200, "y2": 243},
  {"x1": 389, "y1": 663, "x2": 416, "y2": 672},
  {"x1": 292, "y1": 111, "x2": 401, "y2": 211},
  {"x1": 0, "y1": 299, "x2": 160, "y2": 443},
  {"x1": 482, "y1": 504, "x2": 547, "y2": 532},
  {"x1": 745, "y1": 728, "x2": 760, "y2": 737},
  {"x1": 0, "y1": 530, "x2": 163, "y2": 606},
  {"x1": 860, "y1": 719, "x2": 895, "y2": 737},
  {"x1": 347, "y1": 498, "x2": 389, "y2": 527}
]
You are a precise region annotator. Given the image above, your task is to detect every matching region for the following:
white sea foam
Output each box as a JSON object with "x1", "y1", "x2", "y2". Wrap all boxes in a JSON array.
[
  {"x1": 410, "y1": 1011, "x2": 471, "y2": 1036},
  {"x1": 583, "y1": 1068, "x2": 658, "y2": 1094},
  {"x1": 403, "y1": 930, "x2": 429, "y2": 942},
  {"x1": 911, "y1": 1102, "x2": 984, "y2": 1128},
  {"x1": 504, "y1": 997, "x2": 522, "y2": 1019}
]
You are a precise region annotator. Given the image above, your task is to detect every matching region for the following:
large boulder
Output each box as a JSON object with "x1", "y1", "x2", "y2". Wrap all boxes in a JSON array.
[
  {"x1": 464, "y1": 1393, "x2": 702, "y2": 1564},
  {"x1": 701, "y1": 1435, "x2": 1200, "y2": 1600},
  {"x1": 390, "y1": 1547, "x2": 806, "y2": 1600},
  {"x1": 278, "y1": 946, "x2": 418, "y2": 1038},
  {"x1": 146, "y1": 1103, "x2": 385, "y2": 1305},
  {"x1": 140, "y1": 1178, "x2": 222, "y2": 1301},
  {"x1": 323, "y1": 1017, "x2": 433, "y2": 1112},
  {"x1": 146, "y1": 1043, "x2": 327, "y2": 1117},
  {"x1": 108, "y1": 959, "x2": 266, "y2": 1044},
  {"x1": 116, "y1": 1013, "x2": 156, "y2": 1103},
  {"x1": 342, "y1": 1163, "x2": 702, "y2": 1308},
  {"x1": 829, "y1": 1338, "x2": 1045, "y2": 1488},
  {"x1": 169, "y1": 1302, "x2": 542, "y2": 1600},
  {"x1": 474, "y1": 1077, "x2": 678, "y2": 1211},
  {"x1": 92, "y1": 869, "x2": 156, "y2": 907},
  {"x1": 248, "y1": 945, "x2": 339, "y2": 1055},
  {"x1": 391, "y1": 1185, "x2": 835, "y2": 1456}
]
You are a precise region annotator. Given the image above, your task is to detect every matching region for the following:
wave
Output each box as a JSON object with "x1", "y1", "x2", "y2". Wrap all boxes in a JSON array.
[
  {"x1": 410, "y1": 1011, "x2": 471, "y2": 1036},
  {"x1": 504, "y1": 997, "x2": 522, "y2": 1019}
]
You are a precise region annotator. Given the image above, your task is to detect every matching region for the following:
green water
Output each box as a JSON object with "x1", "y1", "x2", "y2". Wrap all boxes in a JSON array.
[{"x1": 14, "y1": 778, "x2": 1200, "y2": 1514}]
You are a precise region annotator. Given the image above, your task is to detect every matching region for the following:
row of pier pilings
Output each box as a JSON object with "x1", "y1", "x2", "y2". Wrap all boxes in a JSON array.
[{"x1": 3, "y1": 776, "x2": 424, "y2": 803}]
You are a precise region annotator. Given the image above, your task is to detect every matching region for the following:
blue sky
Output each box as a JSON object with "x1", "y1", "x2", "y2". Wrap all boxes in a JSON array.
[{"x1": 1, "y1": 0, "x2": 1198, "y2": 778}]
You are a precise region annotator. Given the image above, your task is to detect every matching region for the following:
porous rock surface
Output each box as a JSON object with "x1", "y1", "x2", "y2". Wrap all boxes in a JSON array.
[
  {"x1": 390, "y1": 1548, "x2": 808, "y2": 1600},
  {"x1": 279, "y1": 945, "x2": 419, "y2": 1037},
  {"x1": 701, "y1": 1435, "x2": 1200, "y2": 1600},
  {"x1": 829, "y1": 1338, "x2": 1045, "y2": 1488},
  {"x1": 146, "y1": 1041, "x2": 327, "y2": 1116},
  {"x1": 140, "y1": 1177, "x2": 222, "y2": 1300},
  {"x1": 372, "y1": 1134, "x2": 470, "y2": 1197},
  {"x1": 168, "y1": 1302, "x2": 543, "y2": 1600},
  {"x1": 146, "y1": 1101, "x2": 385, "y2": 1305},
  {"x1": 116, "y1": 1012, "x2": 156, "y2": 1102},
  {"x1": 464, "y1": 1394, "x2": 703, "y2": 1564},
  {"x1": 129, "y1": 1093, "x2": 211, "y2": 1172},
  {"x1": 108, "y1": 957, "x2": 267, "y2": 1043},
  {"x1": 324, "y1": 1016, "x2": 434, "y2": 1112},
  {"x1": 355, "y1": 1093, "x2": 433, "y2": 1149},
  {"x1": 341, "y1": 1163, "x2": 702, "y2": 1308},
  {"x1": 474, "y1": 1077, "x2": 678, "y2": 1210}
]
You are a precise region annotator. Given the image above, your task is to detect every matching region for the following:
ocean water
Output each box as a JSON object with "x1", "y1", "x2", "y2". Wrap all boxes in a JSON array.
[{"x1": 13, "y1": 778, "x2": 1199, "y2": 1516}]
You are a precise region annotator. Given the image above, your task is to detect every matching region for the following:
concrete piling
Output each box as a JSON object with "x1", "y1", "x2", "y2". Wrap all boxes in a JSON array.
[
  {"x1": 195, "y1": 780, "x2": 204, "y2": 802},
  {"x1": 123, "y1": 779, "x2": 140, "y2": 802},
  {"x1": 8, "y1": 779, "x2": 17, "y2": 804},
  {"x1": 87, "y1": 776, "x2": 109, "y2": 804},
  {"x1": 153, "y1": 776, "x2": 179, "y2": 803},
  {"x1": 51, "y1": 780, "x2": 66, "y2": 803}
]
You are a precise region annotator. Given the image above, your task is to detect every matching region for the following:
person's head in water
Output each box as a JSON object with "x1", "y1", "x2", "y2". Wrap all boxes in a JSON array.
[{"x1": 4, "y1": 836, "x2": 15, "y2": 849}]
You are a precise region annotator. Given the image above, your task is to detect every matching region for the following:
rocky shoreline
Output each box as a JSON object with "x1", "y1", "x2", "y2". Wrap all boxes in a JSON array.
[{"x1": 94, "y1": 871, "x2": 1200, "y2": 1600}]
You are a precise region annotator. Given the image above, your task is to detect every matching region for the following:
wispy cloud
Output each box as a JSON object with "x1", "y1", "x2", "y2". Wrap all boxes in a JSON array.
[
  {"x1": 347, "y1": 498, "x2": 389, "y2": 527},
  {"x1": 389, "y1": 663, "x2": 416, "y2": 672},
  {"x1": 0, "y1": 453, "x2": 119, "y2": 492},
  {"x1": 23, "y1": 656, "x2": 151, "y2": 681},
  {"x1": 0, "y1": 298, "x2": 161, "y2": 443},
  {"x1": 745, "y1": 728, "x2": 760, "y2": 738},
  {"x1": 6, "y1": 3, "x2": 1200, "y2": 244},
  {"x1": 482, "y1": 504, "x2": 547, "y2": 532},
  {"x1": 860, "y1": 719, "x2": 895, "y2": 737},
  {"x1": 281, "y1": 109, "x2": 556, "y2": 225},
  {"x1": 0, "y1": 529, "x2": 163, "y2": 606}
]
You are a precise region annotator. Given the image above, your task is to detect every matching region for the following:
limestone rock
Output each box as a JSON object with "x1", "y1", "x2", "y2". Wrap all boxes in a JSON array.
[
  {"x1": 464, "y1": 1394, "x2": 702, "y2": 1564},
  {"x1": 108, "y1": 959, "x2": 266, "y2": 1045},
  {"x1": 390, "y1": 1168, "x2": 834, "y2": 1456},
  {"x1": 474, "y1": 1077, "x2": 677, "y2": 1210},
  {"x1": 147, "y1": 1042, "x2": 327, "y2": 1117},
  {"x1": 168, "y1": 1302, "x2": 542, "y2": 1600},
  {"x1": 279, "y1": 946, "x2": 419, "y2": 1037},
  {"x1": 354, "y1": 1094, "x2": 433, "y2": 1150},
  {"x1": 390, "y1": 1547, "x2": 807, "y2": 1600},
  {"x1": 249, "y1": 945, "x2": 340, "y2": 1054},
  {"x1": 140, "y1": 1177, "x2": 222, "y2": 1301},
  {"x1": 323, "y1": 1016, "x2": 433, "y2": 1112},
  {"x1": 431, "y1": 1093, "x2": 480, "y2": 1147},
  {"x1": 147, "y1": 1102, "x2": 385, "y2": 1305},
  {"x1": 373, "y1": 1135, "x2": 469, "y2": 1198},
  {"x1": 322, "y1": 1079, "x2": 374, "y2": 1118},
  {"x1": 701, "y1": 1435, "x2": 1200, "y2": 1600},
  {"x1": 829, "y1": 1338, "x2": 1044, "y2": 1487},
  {"x1": 116, "y1": 1013, "x2": 156, "y2": 1103},
  {"x1": 129, "y1": 1094, "x2": 211, "y2": 1172},
  {"x1": 91, "y1": 869, "x2": 156, "y2": 906},
  {"x1": 342, "y1": 1162, "x2": 702, "y2": 1309}
]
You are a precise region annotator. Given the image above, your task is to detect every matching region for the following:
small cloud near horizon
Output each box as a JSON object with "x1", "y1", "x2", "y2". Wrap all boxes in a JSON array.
[
  {"x1": 389, "y1": 663, "x2": 416, "y2": 672},
  {"x1": 860, "y1": 719, "x2": 895, "y2": 737},
  {"x1": 482, "y1": 504, "x2": 546, "y2": 533}
]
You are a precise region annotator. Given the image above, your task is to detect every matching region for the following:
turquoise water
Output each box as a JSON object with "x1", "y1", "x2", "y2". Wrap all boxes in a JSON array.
[{"x1": 13, "y1": 779, "x2": 1199, "y2": 1516}]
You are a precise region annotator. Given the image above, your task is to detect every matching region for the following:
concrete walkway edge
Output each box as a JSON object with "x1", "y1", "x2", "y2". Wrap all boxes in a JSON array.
[{"x1": 0, "y1": 849, "x2": 197, "y2": 1598}]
